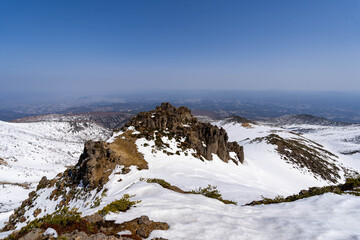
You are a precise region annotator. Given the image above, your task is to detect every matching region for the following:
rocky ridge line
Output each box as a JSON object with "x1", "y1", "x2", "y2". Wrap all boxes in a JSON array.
[{"x1": 123, "y1": 102, "x2": 244, "y2": 164}]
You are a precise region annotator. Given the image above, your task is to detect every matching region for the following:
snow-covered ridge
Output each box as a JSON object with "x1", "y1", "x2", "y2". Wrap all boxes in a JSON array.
[{"x1": 262, "y1": 114, "x2": 357, "y2": 126}]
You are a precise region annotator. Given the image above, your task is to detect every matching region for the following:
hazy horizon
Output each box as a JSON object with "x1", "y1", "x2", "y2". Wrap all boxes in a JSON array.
[{"x1": 1, "y1": 0, "x2": 360, "y2": 95}]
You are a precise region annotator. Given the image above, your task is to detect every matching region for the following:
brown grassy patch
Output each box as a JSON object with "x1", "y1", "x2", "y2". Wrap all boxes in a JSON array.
[
  {"x1": 0, "y1": 181, "x2": 31, "y2": 189},
  {"x1": 241, "y1": 123, "x2": 253, "y2": 128},
  {"x1": 109, "y1": 131, "x2": 148, "y2": 170},
  {"x1": 0, "y1": 157, "x2": 7, "y2": 165}
]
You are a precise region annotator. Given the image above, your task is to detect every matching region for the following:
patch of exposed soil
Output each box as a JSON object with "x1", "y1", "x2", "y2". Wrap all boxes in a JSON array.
[
  {"x1": 0, "y1": 157, "x2": 8, "y2": 165},
  {"x1": 109, "y1": 131, "x2": 148, "y2": 170}
]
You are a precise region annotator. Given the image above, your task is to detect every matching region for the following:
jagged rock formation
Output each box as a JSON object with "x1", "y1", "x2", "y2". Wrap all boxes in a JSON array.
[
  {"x1": 71, "y1": 141, "x2": 121, "y2": 189},
  {"x1": 69, "y1": 135, "x2": 148, "y2": 190},
  {"x1": 124, "y1": 102, "x2": 244, "y2": 163}
]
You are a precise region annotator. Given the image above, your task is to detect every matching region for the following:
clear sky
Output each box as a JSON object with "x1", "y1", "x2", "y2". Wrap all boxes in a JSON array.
[{"x1": 1, "y1": 0, "x2": 359, "y2": 95}]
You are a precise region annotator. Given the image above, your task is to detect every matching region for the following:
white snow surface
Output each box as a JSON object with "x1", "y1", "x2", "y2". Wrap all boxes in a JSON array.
[
  {"x1": 1, "y1": 121, "x2": 360, "y2": 239},
  {"x1": 281, "y1": 124, "x2": 360, "y2": 172},
  {"x1": 43, "y1": 227, "x2": 58, "y2": 238}
]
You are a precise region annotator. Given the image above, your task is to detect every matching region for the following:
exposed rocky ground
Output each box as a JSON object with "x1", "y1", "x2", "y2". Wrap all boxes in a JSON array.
[
  {"x1": 7, "y1": 214, "x2": 169, "y2": 240},
  {"x1": 251, "y1": 133, "x2": 342, "y2": 183},
  {"x1": 124, "y1": 102, "x2": 244, "y2": 163}
]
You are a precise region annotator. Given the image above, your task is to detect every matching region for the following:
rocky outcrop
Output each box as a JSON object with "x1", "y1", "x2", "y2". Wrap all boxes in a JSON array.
[
  {"x1": 124, "y1": 102, "x2": 244, "y2": 163},
  {"x1": 94, "y1": 215, "x2": 169, "y2": 239},
  {"x1": 70, "y1": 141, "x2": 120, "y2": 189},
  {"x1": 6, "y1": 213, "x2": 169, "y2": 240},
  {"x1": 60, "y1": 231, "x2": 124, "y2": 240}
]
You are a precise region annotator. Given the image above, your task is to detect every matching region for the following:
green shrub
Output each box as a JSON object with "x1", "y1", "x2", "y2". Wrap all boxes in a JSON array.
[
  {"x1": 191, "y1": 185, "x2": 237, "y2": 205},
  {"x1": 247, "y1": 177, "x2": 360, "y2": 206},
  {"x1": 144, "y1": 178, "x2": 172, "y2": 189},
  {"x1": 5, "y1": 207, "x2": 95, "y2": 240},
  {"x1": 191, "y1": 185, "x2": 222, "y2": 199},
  {"x1": 98, "y1": 194, "x2": 141, "y2": 216}
]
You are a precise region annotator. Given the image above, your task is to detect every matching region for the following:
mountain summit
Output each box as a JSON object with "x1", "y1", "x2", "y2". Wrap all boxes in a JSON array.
[{"x1": 124, "y1": 102, "x2": 244, "y2": 164}]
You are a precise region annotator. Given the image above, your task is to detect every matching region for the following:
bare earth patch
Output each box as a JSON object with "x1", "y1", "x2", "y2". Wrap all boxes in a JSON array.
[
  {"x1": 109, "y1": 131, "x2": 148, "y2": 170},
  {"x1": 0, "y1": 157, "x2": 8, "y2": 165}
]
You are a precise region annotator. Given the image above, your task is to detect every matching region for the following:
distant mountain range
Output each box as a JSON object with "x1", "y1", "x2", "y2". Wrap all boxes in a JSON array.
[{"x1": 1, "y1": 91, "x2": 360, "y2": 123}]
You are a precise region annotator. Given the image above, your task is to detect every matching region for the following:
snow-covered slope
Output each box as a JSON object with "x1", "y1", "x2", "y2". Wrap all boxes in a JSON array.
[
  {"x1": 263, "y1": 114, "x2": 353, "y2": 126},
  {"x1": 0, "y1": 120, "x2": 111, "y2": 227},
  {"x1": 1, "y1": 105, "x2": 360, "y2": 239}
]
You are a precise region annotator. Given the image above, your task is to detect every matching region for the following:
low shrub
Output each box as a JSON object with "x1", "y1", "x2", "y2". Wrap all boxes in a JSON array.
[
  {"x1": 144, "y1": 178, "x2": 172, "y2": 189},
  {"x1": 5, "y1": 207, "x2": 97, "y2": 240},
  {"x1": 191, "y1": 185, "x2": 237, "y2": 205},
  {"x1": 98, "y1": 194, "x2": 141, "y2": 216},
  {"x1": 246, "y1": 177, "x2": 360, "y2": 206}
]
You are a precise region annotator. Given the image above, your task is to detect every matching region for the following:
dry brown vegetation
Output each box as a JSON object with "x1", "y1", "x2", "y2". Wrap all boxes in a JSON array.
[
  {"x1": 109, "y1": 131, "x2": 148, "y2": 170},
  {"x1": 0, "y1": 181, "x2": 30, "y2": 189},
  {"x1": 0, "y1": 157, "x2": 8, "y2": 165},
  {"x1": 241, "y1": 123, "x2": 253, "y2": 128}
]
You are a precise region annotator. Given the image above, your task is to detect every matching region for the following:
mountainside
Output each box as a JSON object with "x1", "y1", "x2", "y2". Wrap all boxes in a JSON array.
[
  {"x1": 12, "y1": 112, "x2": 134, "y2": 129},
  {"x1": 263, "y1": 114, "x2": 354, "y2": 126},
  {"x1": 1, "y1": 104, "x2": 360, "y2": 240},
  {"x1": 0, "y1": 120, "x2": 111, "y2": 230}
]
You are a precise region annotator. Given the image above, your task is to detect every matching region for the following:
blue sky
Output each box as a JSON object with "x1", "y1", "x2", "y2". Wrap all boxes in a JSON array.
[{"x1": 1, "y1": 0, "x2": 359, "y2": 94}]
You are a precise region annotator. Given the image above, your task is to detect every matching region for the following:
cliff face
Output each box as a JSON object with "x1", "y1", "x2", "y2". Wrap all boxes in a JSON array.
[{"x1": 124, "y1": 102, "x2": 244, "y2": 163}]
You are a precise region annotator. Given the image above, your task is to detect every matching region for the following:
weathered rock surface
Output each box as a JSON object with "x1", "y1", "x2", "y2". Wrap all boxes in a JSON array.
[
  {"x1": 70, "y1": 141, "x2": 120, "y2": 189},
  {"x1": 61, "y1": 231, "x2": 126, "y2": 240},
  {"x1": 6, "y1": 215, "x2": 169, "y2": 240},
  {"x1": 124, "y1": 102, "x2": 244, "y2": 163},
  {"x1": 18, "y1": 228, "x2": 43, "y2": 240},
  {"x1": 96, "y1": 215, "x2": 169, "y2": 239}
]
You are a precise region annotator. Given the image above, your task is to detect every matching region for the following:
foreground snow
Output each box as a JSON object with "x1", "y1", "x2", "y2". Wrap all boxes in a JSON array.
[
  {"x1": 1, "y1": 119, "x2": 360, "y2": 239},
  {"x1": 108, "y1": 184, "x2": 360, "y2": 240}
]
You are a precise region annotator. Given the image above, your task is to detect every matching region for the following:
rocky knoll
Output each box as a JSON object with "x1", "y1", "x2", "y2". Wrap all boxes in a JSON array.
[{"x1": 124, "y1": 102, "x2": 244, "y2": 163}]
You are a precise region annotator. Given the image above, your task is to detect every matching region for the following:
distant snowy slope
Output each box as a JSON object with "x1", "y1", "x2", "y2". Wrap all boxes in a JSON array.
[
  {"x1": 263, "y1": 114, "x2": 353, "y2": 126},
  {"x1": 282, "y1": 124, "x2": 360, "y2": 172},
  {"x1": 12, "y1": 112, "x2": 134, "y2": 129},
  {"x1": 215, "y1": 119, "x2": 355, "y2": 183}
]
